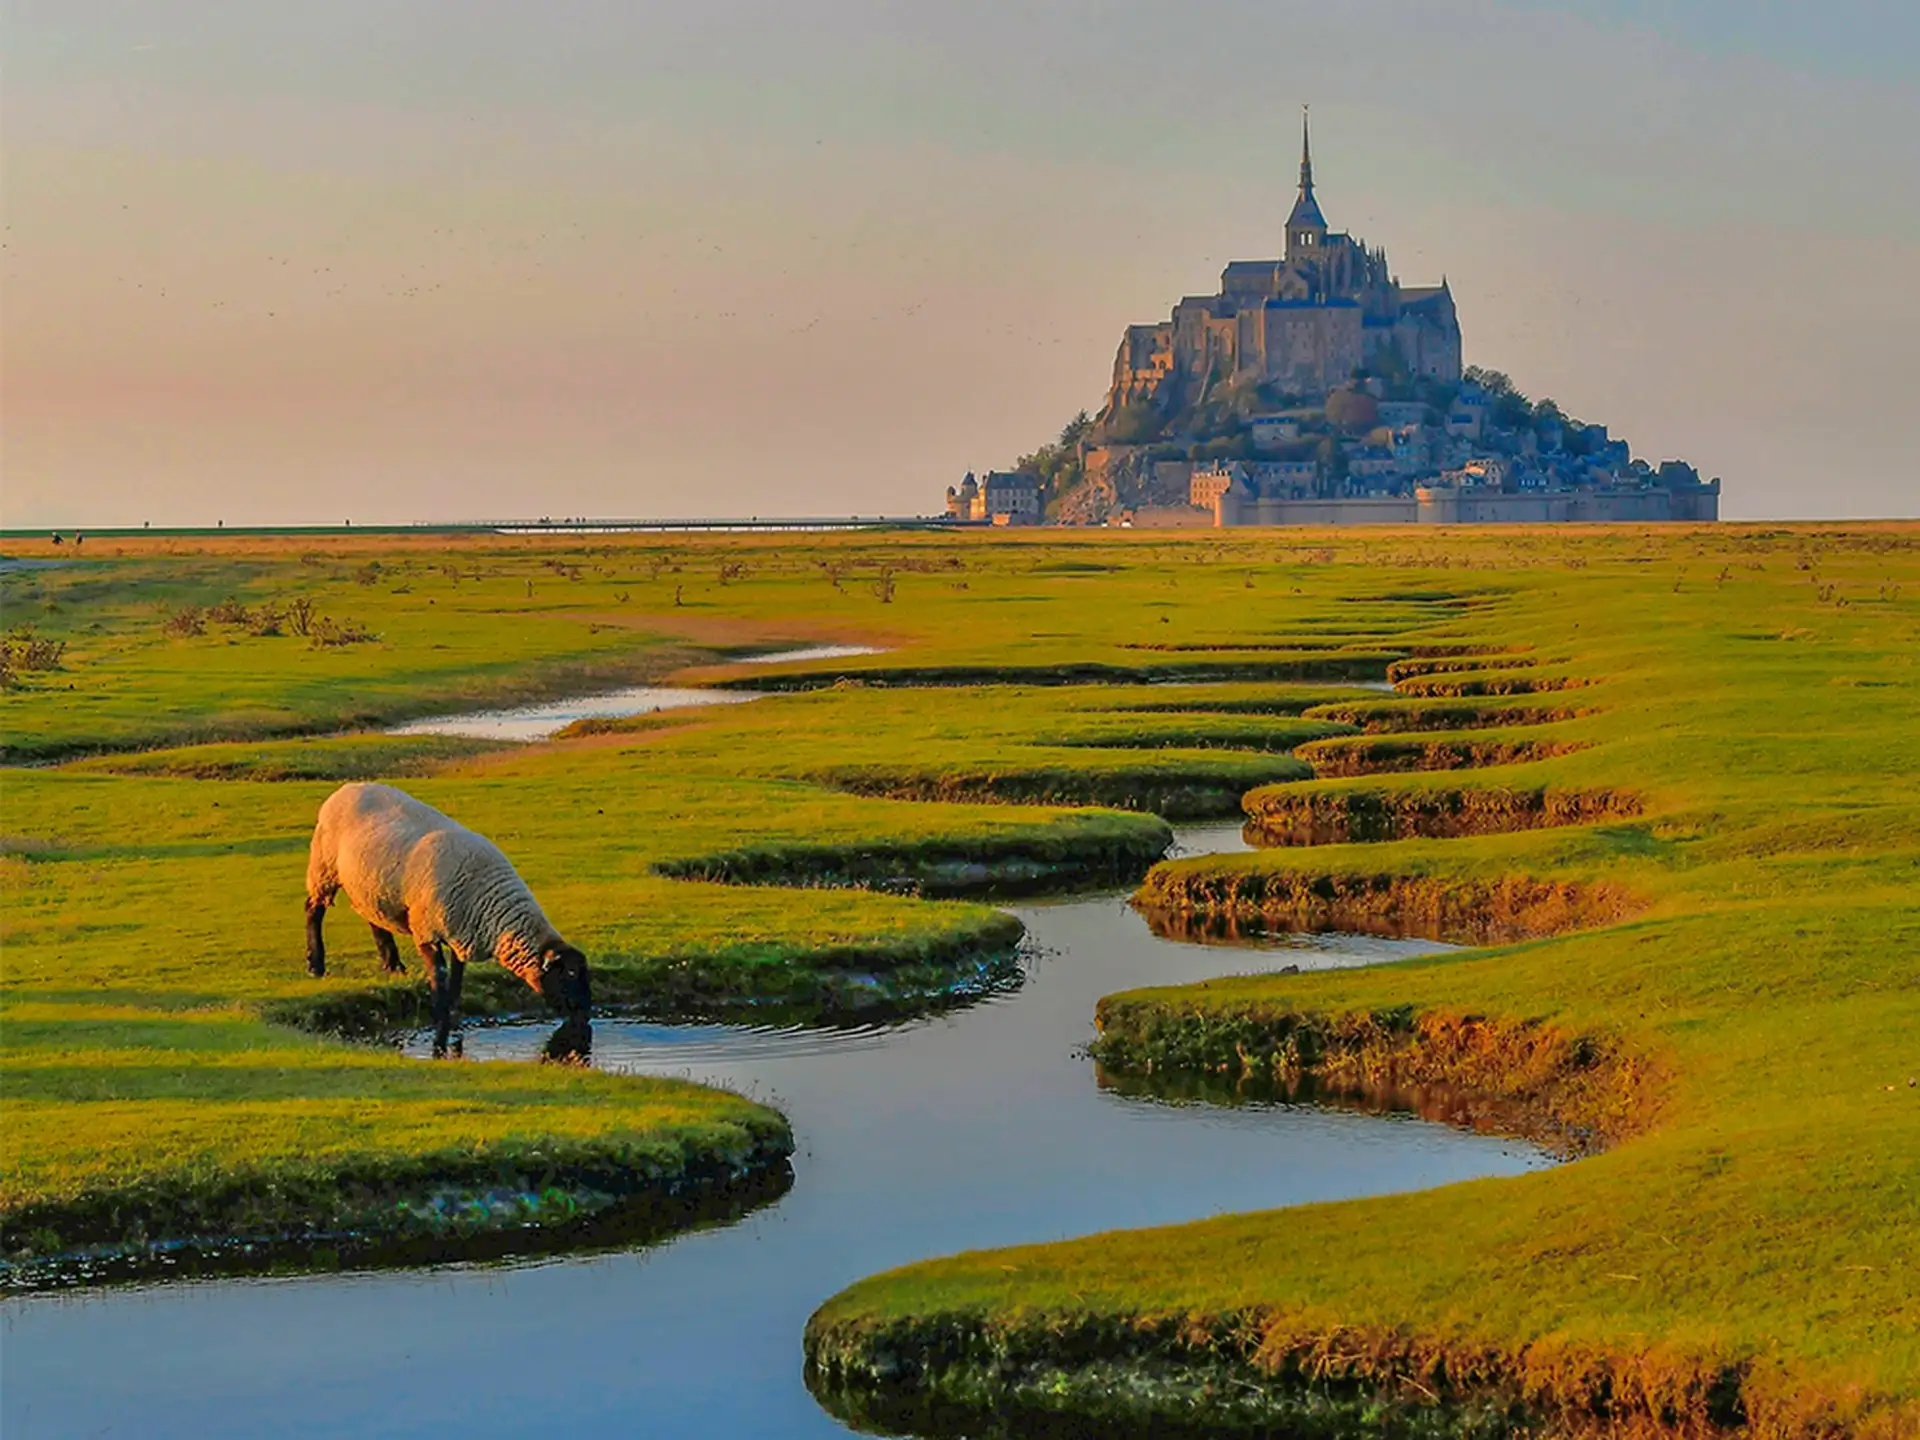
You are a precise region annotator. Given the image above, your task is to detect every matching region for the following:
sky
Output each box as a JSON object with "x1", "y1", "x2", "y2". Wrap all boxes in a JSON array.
[{"x1": 3, "y1": 0, "x2": 1917, "y2": 526}]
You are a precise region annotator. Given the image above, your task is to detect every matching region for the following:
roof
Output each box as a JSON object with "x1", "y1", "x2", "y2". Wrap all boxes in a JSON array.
[{"x1": 1286, "y1": 192, "x2": 1328, "y2": 232}]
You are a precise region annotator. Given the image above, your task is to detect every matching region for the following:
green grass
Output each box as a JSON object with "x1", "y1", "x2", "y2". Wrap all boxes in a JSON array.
[
  {"x1": 70, "y1": 732, "x2": 514, "y2": 781},
  {"x1": 11, "y1": 531, "x2": 1352, "y2": 1270},
  {"x1": 557, "y1": 683, "x2": 1356, "y2": 818},
  {"x1": 795, "y1": 525, "x2": 1920, "y2": 1436},
  {"x1": 6, "y1": 524, "x2": 1920, "y2": 1434}
]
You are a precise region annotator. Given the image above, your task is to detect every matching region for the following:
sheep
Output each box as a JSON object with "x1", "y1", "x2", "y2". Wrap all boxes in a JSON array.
[{"x1": 304, "y1": 781, "x2": 591, "y2": 1058}]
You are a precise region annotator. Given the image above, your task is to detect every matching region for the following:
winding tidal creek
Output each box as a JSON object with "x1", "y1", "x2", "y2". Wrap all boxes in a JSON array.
[
  {"x1": 386, "y1": 644, "x2": 885, "y2": 741},
  {"x1": 1, "y1": 823, "x2": 1550, "y2": 1439}
]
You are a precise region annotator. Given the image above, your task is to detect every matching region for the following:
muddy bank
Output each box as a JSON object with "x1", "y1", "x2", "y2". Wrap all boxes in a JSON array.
[
  {"x1": 265, "y1": 911, "x2": 1029, "y2": 1039},
  {"x1": 1241, "y1": 784, "x2": 1639, "y2": 845},
  {"x1": 1393, "y1": 671, "x2": 1590, "y2": 699},
  {"x1": 1384, "y1": 653, "x2": 1539, "y2": 683},
  {"x1": 1090, "y1": 1000, "x2": 1657, "y2": 1155},
  {"x1": 805, "y1": 1308, "x2": 1892, "y2": 1440},
  {"x1": 0, "y1": 1124, "x2": 794, "y2": 1292},
  {"x1": 1135, "y1": 867, "x2": 1643, "y2": 946},
  {"x1": 1301, "y1": 698, "x2": 1592, "y2": 733},
  {"x1": 1120, "y1": 639, "x2": 1388, "y2": 654},
  {"x1": 1124, "y1": 695, "x2": 1372, "y2": 718},
  {"x1": 807, "y1": 760, "x2": 1311, "y2": 821},
  {"x1": 715, "y1": 655, "x2": 1401, "y2": 692},
  {"x1": 1293, "y1": 734, "x2": 1588, "y2": 778},
  {"x1": 653, "y1": 822, "x2": 1175, "y2": 899},
  {"x1": 1055, "y1": 721, "x2": 1348, "y2": 753},
  {"x1": 1094, "y1": 1063, "x2": 1592, "y2": 1157}
]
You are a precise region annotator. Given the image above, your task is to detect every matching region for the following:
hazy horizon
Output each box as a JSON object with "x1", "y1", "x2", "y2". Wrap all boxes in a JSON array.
[{"x1": 5, "y1": 1, "x2": 1917, "y2": 527}]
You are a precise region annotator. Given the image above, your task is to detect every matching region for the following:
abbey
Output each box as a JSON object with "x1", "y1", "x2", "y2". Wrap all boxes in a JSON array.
[
  {"x1": 1106, "y1": 111, "x2": 1461, "y2": 415},
  {"x1": 943, "y1": 112, "x2": 1718, "y2": 527}
]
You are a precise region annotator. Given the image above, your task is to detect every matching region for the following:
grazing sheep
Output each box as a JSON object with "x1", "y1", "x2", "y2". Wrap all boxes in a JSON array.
[{"x1": 305, "y1": 781, "x2": 591, "y2": 1058}]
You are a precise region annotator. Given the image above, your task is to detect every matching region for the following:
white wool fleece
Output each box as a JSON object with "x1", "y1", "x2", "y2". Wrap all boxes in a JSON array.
[{"x1": 307, "y1": 781, "x2": 565, "y2": 986}]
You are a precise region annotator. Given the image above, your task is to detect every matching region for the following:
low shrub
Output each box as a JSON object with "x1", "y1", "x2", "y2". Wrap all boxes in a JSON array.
[
  {"x1": 161, "y1": 605, "x2": 207, "y2": 637},
  {"x1": 309, "y1": 615, "x2": 376, "y2": 648}
]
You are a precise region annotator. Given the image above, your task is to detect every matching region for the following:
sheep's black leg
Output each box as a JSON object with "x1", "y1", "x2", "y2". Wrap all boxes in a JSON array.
[
  {"x1": 371, "y1": 925, "x2": 405, "y2": 975},
  {"x1": 422, "y1": 944, "x2": 452, "y2": 1057},
  {"x1": 305, "y1": 897, "x2": 328, "y2": 978},
  {"x1": 446, "y1": 959, "x2": 466, "y2": 1057}
]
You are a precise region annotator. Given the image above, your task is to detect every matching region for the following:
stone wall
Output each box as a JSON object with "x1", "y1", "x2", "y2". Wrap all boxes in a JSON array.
[
  {"x1": 1221, "y1": 494, "x2": 1418, "y2": 526},
  {"x1": 1414, "y1": 486, "x2": 1719, "y2": 524},
  {"x1": 1260, "y1": 304, "x2": 1363, "y2": 396},
  {"x1": 1129, "y1": 505, "x2": 1216, "y2": 529},
  {"x1": 1207, "y1": 485, "x2": 1721, "y2": 527}
]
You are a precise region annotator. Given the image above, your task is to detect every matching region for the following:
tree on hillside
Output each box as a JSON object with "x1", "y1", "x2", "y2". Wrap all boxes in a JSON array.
[
  {"x1": 1463, "y1": 366, "x2": 1533, "y2": 430},
  {"x1": 1462, "y1": 365, "x2": 1517, "y2": 396},
  {"x1": 1315, "y1": 436, "x2": 1347, "y2": 494},
  {"x1": 1324, "y1": 388, "x2": 1379, "y2": 433},
  {"x1": 1362, "y1": 342, "x2": 1415, "y2": 400},
  {"x1": 1017, "y1": 410, "x2": 1095, "y2": 513},
  {"x1": 1104, "y1": 400, "x2": 1164, "y2": 445}
]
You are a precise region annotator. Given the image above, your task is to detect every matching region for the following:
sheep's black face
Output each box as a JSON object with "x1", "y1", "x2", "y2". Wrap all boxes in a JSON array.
[{"x1": 541, "y1": 945, "x2": 592, "y2": 1026}]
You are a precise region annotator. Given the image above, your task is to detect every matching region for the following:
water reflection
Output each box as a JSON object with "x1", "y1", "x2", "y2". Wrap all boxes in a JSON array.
[
  {"x1": 1139, "y1": 905, "x2": 1464, "y2": 948},
  {"x1": 540, "y1": 1016, "x2": 593, "y2": 1063},
  {"x1": 1094, "y1": 1064, "x2": 1559, "y2": 1149},
  {"x1": 1, "y1": 833, "x2": 1549, "y2": 1440}
]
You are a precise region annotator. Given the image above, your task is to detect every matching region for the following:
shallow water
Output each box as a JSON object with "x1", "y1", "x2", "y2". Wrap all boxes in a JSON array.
[
  {"x1": 733, "y1": 644, "x2": 884, "y2": 665},
  {"x1": 0, "y1": 825, "x2": 1547, "y2": 1440},
  {"x1": 385, "y1": 656, "x2": 1388, "y2": 742},
  {"x1": 383, "y1": 644, "x2": 881, "y2": 740},
  {"x1": 387, "y1": 684, "x2": 759, "y2": 741}
]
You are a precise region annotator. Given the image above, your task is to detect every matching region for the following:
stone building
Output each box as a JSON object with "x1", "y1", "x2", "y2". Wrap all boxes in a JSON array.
[
  {"x1": 1101, "y1": 111, "x2": 1462, "y2": 422},
  {"x1": 945, "y1": 472, "x2": 980, "y2": 519},
  {"x1": 946, "y1": 470, "x2": 1042, "y2": 524},
  {"x1": 980, "y1": 470, "x2": 1042, "y2": 524}
]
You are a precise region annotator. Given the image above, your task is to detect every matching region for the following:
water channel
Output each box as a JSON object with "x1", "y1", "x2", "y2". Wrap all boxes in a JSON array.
[
  {"x1": 1, "y1": 819, "x2": 1549, "y2": 1439},
  {"x1": 386, "y1": 644, "x2": 885, "y2": 741}
]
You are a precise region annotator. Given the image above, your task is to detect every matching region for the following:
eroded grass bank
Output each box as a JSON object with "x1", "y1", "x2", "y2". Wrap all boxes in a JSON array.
[
  {"x1": 805, "y1": 1310, "x2": 1887, "y2": 1440},
  {"x1": 801, "y1": 523, "x2": 1920, "y2": 1436},
  {"x1": 10, "y1": 544, "x2": 1309, "y2": 1280},
  {"x1": 2, "y1": 1081, "x2": 795, "y2": 1290},
  {"x1": 9, "y1": 526, "x2": 1920, "y2": 1430},
  {"x1": 1294, "y1": 731, "x2": 1587, "y2": 778},
  {"x1": 1241, "y1": 779, "x2": 1641, "y2": 845},
  {"x1": 0, "y1": 754, "x2": 1170, "y2": 1280},
  {"x1": 1089, "y1": 1001, "x2": 1657, "y2": 1156},
  {"x1": 1137, "y1": 859, "x2": 1641, "y2": 943}
]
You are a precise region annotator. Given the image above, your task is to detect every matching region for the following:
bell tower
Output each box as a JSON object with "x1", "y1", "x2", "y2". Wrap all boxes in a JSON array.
[{"x1": 1285, "y1": 106, "x2": 1328, "y2": 267}]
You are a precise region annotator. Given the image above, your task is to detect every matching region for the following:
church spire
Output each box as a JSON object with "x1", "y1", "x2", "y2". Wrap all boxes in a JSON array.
[
  {"x1": 1299, "y1": 105, "x2": 1314, "y2": 198},
  {"x1": 1285, "y1": 104, "x2": 1328, "y2": 257}
]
